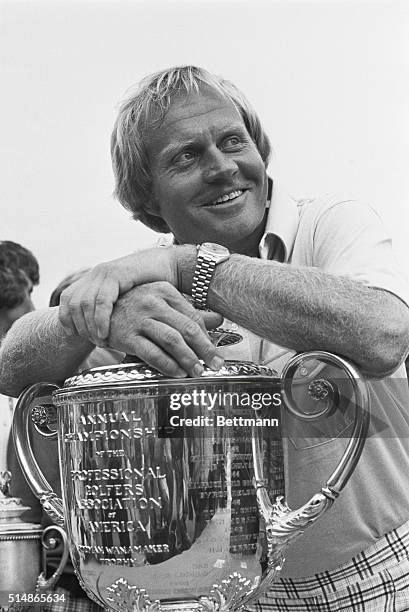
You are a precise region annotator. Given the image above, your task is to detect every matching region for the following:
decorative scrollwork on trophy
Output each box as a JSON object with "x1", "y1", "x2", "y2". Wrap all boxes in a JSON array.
[
  {"x1": 199, "y1": 573, "x2": 259, "y2": 612},
  {"x1": 261, "y1": 491, "x2": 335, "y2": 574},
  {"x1": 106, "y1": 573, "x2": 265, "y2": 612},
  {"x1": 39, "y1": 492, "x2": 65, "y2": 527},
  {"x1": 106, "y1": 579, "x2": 161, "y2": 612}
]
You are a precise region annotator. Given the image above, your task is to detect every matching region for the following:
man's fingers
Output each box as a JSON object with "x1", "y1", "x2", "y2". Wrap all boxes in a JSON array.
[
  {"x1": 103, "y1": 284, "x2": 225, "y2": 376},
  {"x1": 162, "y1": 288, "x2": 208, "y2": 334},
  {"x1": 141, "y1": 320, "x2": 205, "y2": 378},
  {"x1": 147, "y1": 310, "x2": 224, "y2": 372},
  {"x1": 163, "y1": 286, "x2": 223, "y2": 332},
  {"x1": 142, "y1": 286, "x2": 224, "y2": 371},
  {"x1": 130, "y1": 336, "x2": 188, "y2": 378},
  {"x1": 59, "y1": 288, "x2": 90, "y2": 339},
  {"x1": 62, "y1": 300, "x2": 98, "y2": 345},
  {"x1": 59, "y1": 275, "x2": 119, "y2": 345},
  {"x1": 72, "y1": 275, "x2": 119, "y2": 342},
  {"x1": 93, "y1": 280, "x2": 121, "y2": 340}
]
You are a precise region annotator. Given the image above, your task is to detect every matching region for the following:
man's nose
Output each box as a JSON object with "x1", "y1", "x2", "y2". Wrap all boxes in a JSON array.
[{"x1": 202, "y1": 147, "x2": 238, "y2": 182}]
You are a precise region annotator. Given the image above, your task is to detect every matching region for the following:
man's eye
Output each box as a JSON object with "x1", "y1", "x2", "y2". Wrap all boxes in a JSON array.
[
  {"x1": 223, "y1": 136, "x2": 242, "y2": 149},
  {"x1": 175, "y1": 151, "x2": 195, "y2": 164}
]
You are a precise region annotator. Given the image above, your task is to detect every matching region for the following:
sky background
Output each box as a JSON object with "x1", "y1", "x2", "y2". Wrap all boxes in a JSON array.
[{"x1": 2, "y1": 0, "x2": 408, "y2": 308}]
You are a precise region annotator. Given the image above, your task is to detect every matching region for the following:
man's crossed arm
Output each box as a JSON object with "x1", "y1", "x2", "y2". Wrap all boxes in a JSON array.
[{"x1": 1, "y1": 244, "x2": 408, "y2": 398}]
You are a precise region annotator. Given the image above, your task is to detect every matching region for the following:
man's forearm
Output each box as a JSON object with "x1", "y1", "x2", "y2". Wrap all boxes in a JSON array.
[
  {"x1": 179, "y1": 252, "x2": 409, "y2": 377},
  {"x1": 0, "y1": 308, "x2": 94, "y2": 397}
]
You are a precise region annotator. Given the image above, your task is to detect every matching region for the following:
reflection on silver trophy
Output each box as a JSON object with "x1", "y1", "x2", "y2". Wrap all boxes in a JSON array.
[{"x1": 13, "y1": 350, "x2": 369, "y2": 611}]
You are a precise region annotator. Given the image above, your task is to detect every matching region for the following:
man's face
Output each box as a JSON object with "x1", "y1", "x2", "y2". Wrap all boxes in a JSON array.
[{"x1": 146, "y1": 88, "x2": 268, "y2": 253}]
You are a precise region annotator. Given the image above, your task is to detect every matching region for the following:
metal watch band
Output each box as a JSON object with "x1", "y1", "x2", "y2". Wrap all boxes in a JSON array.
[{"x1": 191, "y1": 253, "x2": 216, "y2": 310}]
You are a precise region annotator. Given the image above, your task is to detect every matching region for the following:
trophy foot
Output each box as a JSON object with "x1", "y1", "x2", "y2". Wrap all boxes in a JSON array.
[
  {"x1": 106, "y1": 579, "x2": 161, "y2": 611},
  {"x1": 199, "y1": 573, "x2": 260, "y2": 612},
  {"x1": 105, "y1": 571, "x2": 278, "y2": 612}
]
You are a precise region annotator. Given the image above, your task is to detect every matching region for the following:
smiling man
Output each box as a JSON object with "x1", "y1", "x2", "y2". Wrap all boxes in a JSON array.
[
  {"x1": 1, "y1": 66, "x2": 409, "y2": 610},
  {"x1": 145, "y1": 84, "x2": 269, "y2": 256}
]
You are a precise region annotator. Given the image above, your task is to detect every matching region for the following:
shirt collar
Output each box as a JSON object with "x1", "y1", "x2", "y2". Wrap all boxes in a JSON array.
[{"x1": 259, "y1": 178, "x2": 300, "y2": 261}]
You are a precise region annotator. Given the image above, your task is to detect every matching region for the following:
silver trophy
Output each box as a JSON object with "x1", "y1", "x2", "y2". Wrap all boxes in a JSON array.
[
  {"x1": 13, "y1": 351, "x2": 369, "y2": 611},
  {"x1": 0, "y1": 470, "x2": 68, "y2": 609}
]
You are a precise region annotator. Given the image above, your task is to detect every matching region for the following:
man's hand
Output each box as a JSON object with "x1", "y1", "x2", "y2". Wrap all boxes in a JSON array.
[
  {"x1": 58, "y1": 247, "x2": 188, "y2": 345},
  {"x1": 105, "y1": 282, "x2": 223, "y2": 377}
]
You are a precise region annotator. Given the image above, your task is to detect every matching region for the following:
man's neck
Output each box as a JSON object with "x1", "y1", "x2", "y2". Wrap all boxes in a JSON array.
[{"x1": 228, "y1": 210, "x2": 268, "y2": 258}]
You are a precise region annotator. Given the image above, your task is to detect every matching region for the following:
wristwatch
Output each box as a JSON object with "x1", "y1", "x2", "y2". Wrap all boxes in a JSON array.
[{"x1": 191, "y1": 243, "x2": 230, "y2": 310}]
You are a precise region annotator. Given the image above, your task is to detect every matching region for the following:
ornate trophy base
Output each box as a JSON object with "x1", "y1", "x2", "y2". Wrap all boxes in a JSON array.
[{"x1": 104, "y1": 570, "x2": 280, "y2": 612}]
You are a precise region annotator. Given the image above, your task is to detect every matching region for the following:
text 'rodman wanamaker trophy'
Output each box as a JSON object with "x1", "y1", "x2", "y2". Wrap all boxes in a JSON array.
[{"x1": 13, "y1": 350, "x2": 369, "y2": 611}]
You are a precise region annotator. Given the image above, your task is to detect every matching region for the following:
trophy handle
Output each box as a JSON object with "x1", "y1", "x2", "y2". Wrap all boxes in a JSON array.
[
  {"x1": 252, "y1": 351, "x2": 370, "y2": 574},
  {"x1": 36, "y1": 525, "x2": 69, "y2": 592},
  {"x1": 12, "y1": 382, "x2": 65, "y2": 527}
]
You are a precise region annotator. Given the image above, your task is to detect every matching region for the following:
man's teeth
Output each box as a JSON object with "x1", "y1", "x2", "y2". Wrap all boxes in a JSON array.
[{"x1": 212, "y1": 190, "x2": 243, "y2": 205}]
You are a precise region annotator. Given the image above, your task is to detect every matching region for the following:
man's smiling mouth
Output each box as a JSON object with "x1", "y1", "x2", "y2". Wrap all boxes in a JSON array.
[{"x1": 203, "y1": 189, "x2": 246, "y2": 207}]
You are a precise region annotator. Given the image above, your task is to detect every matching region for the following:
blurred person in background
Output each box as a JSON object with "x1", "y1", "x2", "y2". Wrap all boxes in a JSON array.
[
  {"x1": 0, "y1": 241, "x2": 39, "y2": 473},
  {"x1": 0, "y1": 240, "x2": 38, "y2": 340}
]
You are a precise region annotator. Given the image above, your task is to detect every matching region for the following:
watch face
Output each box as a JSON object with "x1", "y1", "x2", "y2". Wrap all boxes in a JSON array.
[{"x1": 202, "y1": 242, "x2": 230, "y2": 256}]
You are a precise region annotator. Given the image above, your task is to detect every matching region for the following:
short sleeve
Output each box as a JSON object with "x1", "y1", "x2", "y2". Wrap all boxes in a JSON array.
[{"x1": 309, "y1": 199, "x2": 409, "y2": 307}]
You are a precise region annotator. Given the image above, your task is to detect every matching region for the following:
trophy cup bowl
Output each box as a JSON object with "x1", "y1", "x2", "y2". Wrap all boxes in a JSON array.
[{"x1": 13, "y1": 352, "x2": 369, "y2": 611}]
